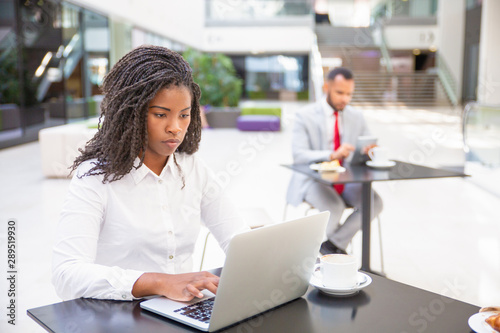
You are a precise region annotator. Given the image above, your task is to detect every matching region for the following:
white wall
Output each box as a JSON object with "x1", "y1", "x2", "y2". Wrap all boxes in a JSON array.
[
  {"x1": 326, "y1": 0, "x2": 371, "y2": 27},
  {"x1": 384, "y1": 25, "x2": 438, "y2": 50},
  {"x1": 477, "y1": 0, "x2": 500, "y2": 104},
  {"x1": 68, "y1": 0, "x2": 205, "y2": 48},
  {"x1": 203, "y1": 26, "x2": 314, "y2": 54},
  {"x1": 109, "y1": 21, "x2": 132, "y2": 66},
  {"x1": 69, "y1": 0, "x2": 314, "y2": 55},
  {"x1": 437, "y1": 0, "x2": 465, "y2": 100}
]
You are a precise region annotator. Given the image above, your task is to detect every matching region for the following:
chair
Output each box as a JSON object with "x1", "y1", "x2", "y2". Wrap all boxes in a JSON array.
[
  {"x1": 199, "y1": 224, "x2": 266, "y2": 271},
  {"x1": 283, "y1": 201, "x2": 385, "y2": 274},
  {"x1": 199, "y1": 208, "x2": 274, "y2": 271},
  {"x1": 199, "y1": 231, "x2": 214, "y2": 271}
]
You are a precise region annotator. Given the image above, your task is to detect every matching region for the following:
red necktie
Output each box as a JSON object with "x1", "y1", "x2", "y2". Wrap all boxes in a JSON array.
[{"x1": 333, "y1": 111, "x2": 344, "y2": 194}]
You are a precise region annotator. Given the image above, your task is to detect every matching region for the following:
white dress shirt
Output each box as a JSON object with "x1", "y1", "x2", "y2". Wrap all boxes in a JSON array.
[{"x1": 52, "y1": 153, "x2": 249, "y2": 301}]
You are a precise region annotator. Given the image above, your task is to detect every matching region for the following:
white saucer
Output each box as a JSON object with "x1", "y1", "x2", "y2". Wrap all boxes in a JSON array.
[
  {"x1": 366, "y1": 160, "x2": 396, "y2": 169},
  {"x1": 309, "y1": 265, "x2": 372, "y2": 297},
  {"x1": 469, "y1": 311, "x2": 499, "y2": 333}
]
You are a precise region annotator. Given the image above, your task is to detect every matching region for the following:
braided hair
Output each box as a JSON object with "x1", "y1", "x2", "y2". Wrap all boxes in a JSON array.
[{"x1": 71, "y1": 45, "x2": 202, "y2": 183}]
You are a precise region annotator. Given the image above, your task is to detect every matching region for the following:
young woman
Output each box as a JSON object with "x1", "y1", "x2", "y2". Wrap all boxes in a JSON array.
[{"x1": 52, "y1": 45, "x2": 249, "y2": 302}]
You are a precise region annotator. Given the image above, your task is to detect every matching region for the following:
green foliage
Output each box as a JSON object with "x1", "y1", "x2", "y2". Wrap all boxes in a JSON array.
[
  {"x1": 0, "y1": 49, "x2": 20, "y2": 105},
  {"x1": 0, "y1": 48, "x2": 39, "y2": 107},
  {"x1": 297, "y1": 90, "x2": 309, "y2": 101},
  {"x1": 248, "y1": 91, "x2": 267, "y2": 100},
  {"x1": 183, "y1": 48, "x2": 242, "y2": 107},
  {"x1": 241, "y1": 107, "x2": 281, "y2": 119}
]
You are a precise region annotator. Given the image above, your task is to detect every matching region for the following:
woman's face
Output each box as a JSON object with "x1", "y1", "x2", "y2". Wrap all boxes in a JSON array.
[{"x1": 144, "y1": 85, "x2": 192, "y2": 166}]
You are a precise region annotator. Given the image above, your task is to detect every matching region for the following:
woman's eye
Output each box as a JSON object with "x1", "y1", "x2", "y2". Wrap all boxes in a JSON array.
[
  {"x1": 155, "y1": 114, "x2": 166, "y2": 118},
  {"x1": 181, "y1": 114, "x2": 191, "y2": 119}
]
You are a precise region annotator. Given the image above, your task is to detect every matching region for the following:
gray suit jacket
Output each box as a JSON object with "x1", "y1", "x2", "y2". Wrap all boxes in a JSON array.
[{"x1": 286, "y1": 101, "x2": 371, "y2": 206}]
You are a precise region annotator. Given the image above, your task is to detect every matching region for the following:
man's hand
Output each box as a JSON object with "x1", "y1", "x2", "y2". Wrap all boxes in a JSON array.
[
  {"x1": 330, "y1": 143, "x2": 355, "y2": 161},
  {"x1": 132, "y1": 271, "x2": 220, "y2": 301},
  {"x1": 363, "y1": 144, "x2": 377, "y2": 155}
]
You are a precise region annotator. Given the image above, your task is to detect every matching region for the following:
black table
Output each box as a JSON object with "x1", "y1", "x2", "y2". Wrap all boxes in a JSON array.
[
  {"x1": 28, "y1": 270, "x2": 479, "y2": 332},
  {"x1": 284, "y1": 161, "x2": 467, "y2": 273}
]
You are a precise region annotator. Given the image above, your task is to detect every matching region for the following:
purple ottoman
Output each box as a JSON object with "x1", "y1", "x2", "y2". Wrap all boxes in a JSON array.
[{"x1": 236, "y1": 115, "x2": 281, "y2": 131}]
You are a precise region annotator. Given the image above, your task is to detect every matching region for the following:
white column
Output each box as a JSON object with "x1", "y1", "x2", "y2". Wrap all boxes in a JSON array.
[
  {"x1": 109, "y1": 20, "x2": 132, "y2": 67},
  {"x1": 477, "y1": 0, "x2": 500, "y2": 104},
  {"x1": 437, "y1": 0, "x2": 466, "y2": 101}
]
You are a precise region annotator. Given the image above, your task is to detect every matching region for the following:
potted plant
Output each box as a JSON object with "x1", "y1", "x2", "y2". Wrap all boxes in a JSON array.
[
  {"x1": 0, "y1": 48, "x2": 43, "y2": 129},
  {"x1": 183, "y1": 48, "x2": 243, "y2": 128}
]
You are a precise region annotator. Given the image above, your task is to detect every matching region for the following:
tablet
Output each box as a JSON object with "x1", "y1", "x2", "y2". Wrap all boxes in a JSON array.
[{"x1": 350, "y1": 136, "x2": 378, "y2": 165}]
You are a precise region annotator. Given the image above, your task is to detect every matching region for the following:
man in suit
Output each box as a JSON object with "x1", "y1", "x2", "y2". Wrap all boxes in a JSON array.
[{"x1": 286, "y1": 67, "x2": 383, "y2": 255}]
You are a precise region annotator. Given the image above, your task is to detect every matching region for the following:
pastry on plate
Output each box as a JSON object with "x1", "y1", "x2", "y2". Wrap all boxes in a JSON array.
[
  {"x1": 486, "y1": 313, "x2": 500, "y2": 332},
  {"x1": 320, "y1": 160, "x2": 340, "y2": 169}
]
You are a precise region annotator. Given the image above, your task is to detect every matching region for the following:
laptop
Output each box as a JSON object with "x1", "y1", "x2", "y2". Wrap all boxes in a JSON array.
[{"x1": 140, "y1": 211, "x2": 329, "y2": 332}]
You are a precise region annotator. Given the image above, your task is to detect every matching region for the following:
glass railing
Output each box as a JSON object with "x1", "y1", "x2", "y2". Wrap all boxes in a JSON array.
[
  {"x1": 371, "y1": 22, "x2": 393, "y2": 72},
  {"x1": 371, "y1": 0, "x2": 437, "y2": 24},
  {"x1": 463, "y1": 102, "x2": 500, "y2": 167},
  {"x1": 205, "y1": 0, "x2": 313, "y2": 24},
  {"x1": 436, "y1": 54, "x2": 458, "y2": 106}
]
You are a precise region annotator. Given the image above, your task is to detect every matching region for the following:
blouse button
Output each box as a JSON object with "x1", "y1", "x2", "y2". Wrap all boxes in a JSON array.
[
  {"x1": 169, "y1": 255, "x2": 174, "y2": 260},
  {"x1": 158, "y1": 179, "x2": 163, "y2": 184}
]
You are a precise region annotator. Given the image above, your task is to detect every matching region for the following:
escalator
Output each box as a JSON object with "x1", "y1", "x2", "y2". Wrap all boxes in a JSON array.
[{"x1": 35, "y1": 32, "x2": 84, "y2": 103}]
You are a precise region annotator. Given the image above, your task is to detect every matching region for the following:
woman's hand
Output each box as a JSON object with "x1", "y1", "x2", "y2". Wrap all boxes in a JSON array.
[{"x1": 132, "y1": 271, "x2": 219, "y2": 301}]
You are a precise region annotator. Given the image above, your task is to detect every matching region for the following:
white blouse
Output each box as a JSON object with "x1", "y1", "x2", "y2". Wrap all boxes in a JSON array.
[{"x1": 52, "y1": 153, "x2": 249, "y2": 301}]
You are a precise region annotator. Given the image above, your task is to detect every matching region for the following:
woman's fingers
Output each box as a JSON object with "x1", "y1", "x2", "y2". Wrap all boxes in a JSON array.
[
  {"x1": 185, "y1": 276, "x2": 219, "y2": 299},
  {"x1": 202, "y1": 278, "x2": 219, "y2": 295},
  {"x1": 185, "y1": 284, "x2": 204, "y2": 299}
]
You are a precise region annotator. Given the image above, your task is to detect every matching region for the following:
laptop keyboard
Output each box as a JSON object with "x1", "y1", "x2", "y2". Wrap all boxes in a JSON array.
[{"x1": 174, "y1": 297, "x2": 215, "y2": 323}]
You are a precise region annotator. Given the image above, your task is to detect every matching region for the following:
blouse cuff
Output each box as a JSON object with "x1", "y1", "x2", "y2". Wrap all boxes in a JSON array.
[{"x1": 115, "y1": 269, "x2": 145, "y2": 301}]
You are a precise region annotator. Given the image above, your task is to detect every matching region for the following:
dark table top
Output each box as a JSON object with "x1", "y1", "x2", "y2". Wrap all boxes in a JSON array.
[
  {"x1": 28, "y1": 272, "x2": 479, "y2": 333},
  {"x1": 283, "y1": 161, "x2": 467, "y2": 185}
]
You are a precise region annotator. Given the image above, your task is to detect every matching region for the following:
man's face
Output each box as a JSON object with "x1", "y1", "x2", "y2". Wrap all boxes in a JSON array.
[{"x1": 323, "y1": 75, "x2": 355, "y2": 111}]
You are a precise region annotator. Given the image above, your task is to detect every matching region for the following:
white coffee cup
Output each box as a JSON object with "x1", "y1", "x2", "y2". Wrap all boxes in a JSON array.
[
  {"x1": 368, "y1": 146, "x2": 389, "y2": 164},
  {"x1": 320, "y1": 254, "x2": 358, "y2": 289}
]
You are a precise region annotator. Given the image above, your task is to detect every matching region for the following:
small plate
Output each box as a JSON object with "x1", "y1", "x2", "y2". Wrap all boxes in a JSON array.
[
  {"x1": 366, "y1": 160, "x2": 396, "y2": 169},
  {"x1": 469, "y1": 311, "x2": 499, "y2": 333},
  {"x1": 309, "y1": 163, "x2": 346, "y2": 173},
  {"x1": 309, "y1": 265, "x2": 372, "y2": 297}
]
